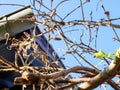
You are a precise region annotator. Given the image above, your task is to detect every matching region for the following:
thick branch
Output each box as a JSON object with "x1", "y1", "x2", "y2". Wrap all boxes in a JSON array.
[
  {"x1": 78, "y1": 56, "x2": 120, "y2": 90},
  {"x1": 55, "y1": 78, "x2": 91, "y2": 83},
  {"x1": 14, "y1": 66, "x2": 97, "y2": 85}
]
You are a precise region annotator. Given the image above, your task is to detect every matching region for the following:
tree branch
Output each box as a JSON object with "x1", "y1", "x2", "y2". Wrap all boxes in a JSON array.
[
  {"x1": 52, "y1": 20, "x2": 120, "y2": 29},
  {"x1": 78, "y1": 49, "x2": 120, "y2": 90},
  {"x1": 0, "y1": 56, "x2": 20, "y2": 71}
]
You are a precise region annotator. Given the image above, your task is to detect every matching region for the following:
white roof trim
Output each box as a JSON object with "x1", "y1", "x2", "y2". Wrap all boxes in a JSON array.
[{"x1": 0, "y1": 6, "x2": 34, "y2": 41}]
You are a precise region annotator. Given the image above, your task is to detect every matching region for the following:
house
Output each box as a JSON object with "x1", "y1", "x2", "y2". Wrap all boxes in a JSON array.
[{"x1": 0, "y1": 6, "x2": 65, "y2": 90}]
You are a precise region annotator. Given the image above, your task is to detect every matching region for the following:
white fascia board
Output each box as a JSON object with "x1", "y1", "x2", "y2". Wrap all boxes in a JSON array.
[{"x1": 0, "y1": 6, "x2": 34, "y2": 41}]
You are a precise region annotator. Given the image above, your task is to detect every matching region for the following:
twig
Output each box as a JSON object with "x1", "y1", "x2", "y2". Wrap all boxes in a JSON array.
[{"x1": 0, "y1": 56, "x2": 20, "y2": 71}]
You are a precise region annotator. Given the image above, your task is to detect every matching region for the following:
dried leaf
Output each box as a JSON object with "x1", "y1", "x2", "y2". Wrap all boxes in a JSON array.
[
  {"x1": 52, "y1": 37, "x2": 62, "y2": 40},
  {"x1": 66, "y1": 50, "x2": 73, "y2": 54},
  {"x1": 104, "y1": 11, "x2": 110, "y2": 16},
  {"x1": 86, "y1": 0, "x2": 90, "y2": 2}
]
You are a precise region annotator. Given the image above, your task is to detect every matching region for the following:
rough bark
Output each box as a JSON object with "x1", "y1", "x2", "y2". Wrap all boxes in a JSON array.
[{"x1": 78, "y1": 56, "x2": 120, "y2": 90}]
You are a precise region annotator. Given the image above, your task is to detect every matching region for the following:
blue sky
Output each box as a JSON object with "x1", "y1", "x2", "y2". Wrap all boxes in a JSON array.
[{"x1": 0, "y1": 0, "x2": 120, "y2": 89}]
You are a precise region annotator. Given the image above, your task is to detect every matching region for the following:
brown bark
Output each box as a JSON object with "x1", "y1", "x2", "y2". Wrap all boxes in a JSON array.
[{"x1": 78, "y1": 57, "x2": 120, "y2": 90}]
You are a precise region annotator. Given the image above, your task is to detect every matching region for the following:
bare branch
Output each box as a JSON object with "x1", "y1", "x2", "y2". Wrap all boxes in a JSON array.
[
  {"x1": 0, "y1": 56, "x2": 20, "y2": 71},
  {"x1": 56, "y1": 20, "x2": 120, "y2": 28},
  {"x1": 79, "y1": 53, "x2": 120, "y2": 90}
]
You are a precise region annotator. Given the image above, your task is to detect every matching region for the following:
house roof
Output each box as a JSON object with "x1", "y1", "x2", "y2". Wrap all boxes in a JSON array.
[
  {"x1": 0, "y1": 5, "x2": 65, "y2": 66},
  {"x1": 0, "y1": 6, "x2": 34, "y2": 41},
  {"x1": 0, "y1": 6, "x2": 66, "y2": 88},
  {"x1": 0, "y1": 5, "x2": 65, "y2": 67}
]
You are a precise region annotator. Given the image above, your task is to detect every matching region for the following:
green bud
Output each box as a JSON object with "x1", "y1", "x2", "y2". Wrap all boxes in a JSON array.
[
  {"x1": 107, "y1": 53, "x2": 114, "y2": 58},
  {"x1": 94, "y1": 51, "x2": 106, "y2": 58}
]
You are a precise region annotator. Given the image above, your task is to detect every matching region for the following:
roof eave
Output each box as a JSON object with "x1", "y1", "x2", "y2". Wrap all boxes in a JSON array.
[{"x1": 0, "y1": 6, "x2": 34, "y2": 41}]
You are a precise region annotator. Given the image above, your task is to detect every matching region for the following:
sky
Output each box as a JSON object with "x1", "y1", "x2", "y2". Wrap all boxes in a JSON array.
[{"x1": 0, "y1": 0, "x2": 120, "y2": 90}]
